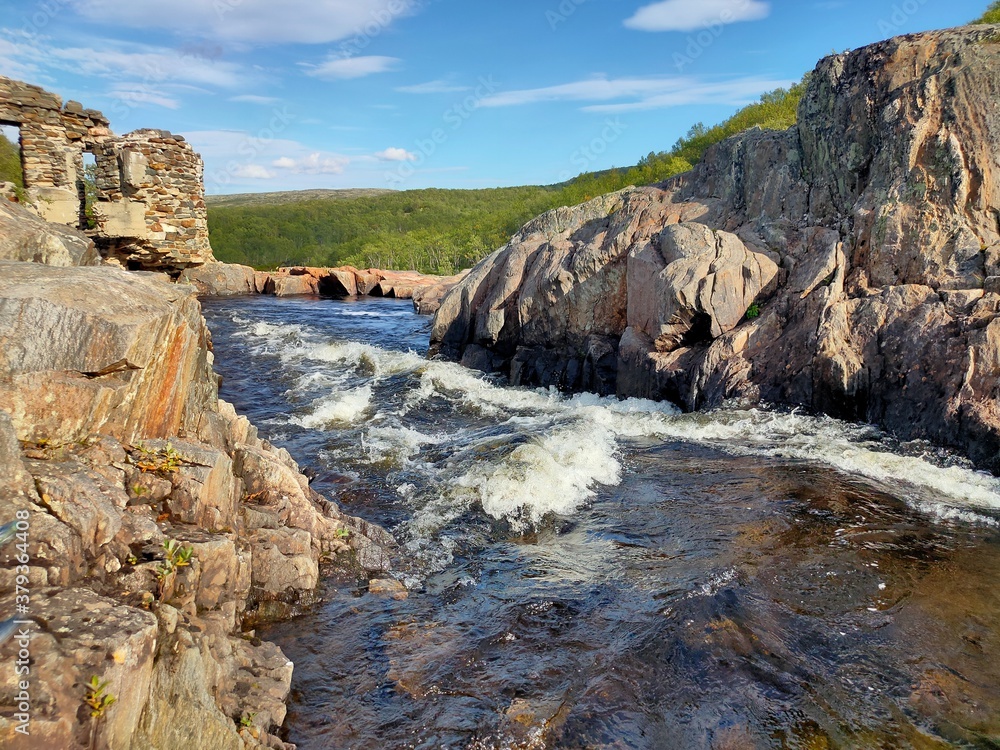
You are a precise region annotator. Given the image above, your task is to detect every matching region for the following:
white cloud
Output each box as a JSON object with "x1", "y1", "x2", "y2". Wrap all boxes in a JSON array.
[
  {"x1": 0, "y1": 38, "x2": 42, "y2": 80},
  {"x1": 479, "y1": 74, "x2": 793, "y2": 112},
  {"x1": 375, "y1": 147, "x2": 417, "y2": 161},
  {"x1": 624, "y1": 0, "x2": 770, "y2": 32},
  {"x1": 272, "y1": 152, "x2": 350, "y2": 174},
  {"x1": 395, "y1": 80, "x2": 470, "y2": 94},
  {"x1": 47, "y1": 46, "x2": 243, "y2": 88},
  {"x1": 73, "y1": 0, "x2": 416, "y2": 45},
  {"x1": 0, "y1": 31, "x2": 245, "y2": 95},
  {"x1": 230, "y1": 94, "x2": 280, "y2": 105},
  {"x1": 232, "y1": 164, "x2": 276, "y2": 179},
  {"x1": 108, "y1": 84, "x2": 181, "y2": 109},
  {"x1": 305, "y1": 55, "x2": 400, "y2": 80}
]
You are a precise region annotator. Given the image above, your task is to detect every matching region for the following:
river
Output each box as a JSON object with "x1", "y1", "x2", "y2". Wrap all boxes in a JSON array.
[{"x1": 201, "y1": 294, "x2": 1000, "y2": 750}]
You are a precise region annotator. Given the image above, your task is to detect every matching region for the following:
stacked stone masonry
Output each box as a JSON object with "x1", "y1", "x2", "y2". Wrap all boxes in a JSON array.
[{"x1": 0, "y1": 76, "x2": 214, "y2": 271}]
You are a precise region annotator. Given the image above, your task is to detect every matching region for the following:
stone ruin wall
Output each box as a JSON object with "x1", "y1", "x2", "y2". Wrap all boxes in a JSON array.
[{"x1": 0, "y1": 76, "x2": 214, "y2": 272}]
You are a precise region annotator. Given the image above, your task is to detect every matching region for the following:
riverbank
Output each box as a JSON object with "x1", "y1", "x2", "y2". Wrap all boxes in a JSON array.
[
  {"x1": 179, "y1": 262, "x2": 468, "y2": 315},
  {"x1": 0, "y1": 257, "x2": 394, "y2": 749}
]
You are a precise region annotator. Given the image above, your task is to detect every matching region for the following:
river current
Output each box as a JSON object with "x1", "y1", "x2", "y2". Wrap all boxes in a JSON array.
[{"x1": 201, "y1": 294, "x2": 1000, "y2": 750}]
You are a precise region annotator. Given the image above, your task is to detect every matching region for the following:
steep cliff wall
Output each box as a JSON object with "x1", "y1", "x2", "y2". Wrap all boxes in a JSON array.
[
  {"x1": 431, "y1": 26, "x2": 1000, "y2": 470},
  {"x1": 0, "y1": 247, "x2": 392, "y2": 748}
]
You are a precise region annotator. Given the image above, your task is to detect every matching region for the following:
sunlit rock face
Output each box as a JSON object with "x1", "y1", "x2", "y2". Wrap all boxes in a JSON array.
[{"x1": 432, "y1": 26, "x2": 1000, "y2": 471}]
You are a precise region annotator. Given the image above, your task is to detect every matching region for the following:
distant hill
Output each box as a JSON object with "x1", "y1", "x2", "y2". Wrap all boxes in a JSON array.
[
  {"x1": 206, "y1": 188, "x2": 393, "y2": 208},
  {"x1": 208, "y1": 79, "x2": 806, "y2": 275}
]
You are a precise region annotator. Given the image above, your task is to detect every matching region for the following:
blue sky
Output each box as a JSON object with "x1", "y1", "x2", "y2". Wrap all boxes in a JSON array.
[{"x1": 0, "y1": 0, "x2": 991, "y2": 194}]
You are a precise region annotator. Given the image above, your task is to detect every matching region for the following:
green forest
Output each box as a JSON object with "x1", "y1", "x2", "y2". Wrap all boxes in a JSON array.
[
  {"x1": 207, "y1": 80, "x2": 806, "y2": 274},
  {"x1": 0, "y1": 131, "x2": 23, "y2": 190},
  {"x1": 976, "y1": 1, "x2": 1000, "y2": 23}
]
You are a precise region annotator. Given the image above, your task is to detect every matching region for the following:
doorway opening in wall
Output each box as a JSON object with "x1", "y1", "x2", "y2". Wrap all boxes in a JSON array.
[
  {"x1": 81, "y1": 150, "x2": 97, "y2": 230},
  {"x1": 0, "y1": 123, "x2": 24, "y2": 198}
]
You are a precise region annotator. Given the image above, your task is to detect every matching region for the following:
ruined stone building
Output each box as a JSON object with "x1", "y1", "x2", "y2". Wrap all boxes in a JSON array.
[{"x1": 0, "y1": 76, "x2": 214, "y2": 272}]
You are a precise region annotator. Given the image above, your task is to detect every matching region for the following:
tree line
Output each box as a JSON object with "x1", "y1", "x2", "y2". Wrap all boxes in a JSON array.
[{"x1": 208, "y1": 80, "x2": 807, "y2": 275}]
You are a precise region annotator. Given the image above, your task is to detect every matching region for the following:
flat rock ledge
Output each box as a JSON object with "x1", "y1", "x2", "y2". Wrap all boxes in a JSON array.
[
  {"x1": 0, "y1": 261, "x2": 394, "y2": 750},
  {"x1": 180, "y1": 262, "x2": 468, "y2": 315}
]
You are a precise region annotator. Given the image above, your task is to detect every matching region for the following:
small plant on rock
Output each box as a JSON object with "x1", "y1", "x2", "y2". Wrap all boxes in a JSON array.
[
  {"x1": 83, "y1": 675, "x2": 117, "y2": 750},
  {"x1": 134, "y1": 442, "x2": 184, "y2": 475},
  {"x1": 155, "y1": 539, "x2": 195, "y2": 600},
  {"x1": 745, "y1": 303, "x2": 761, "y2": 320}
]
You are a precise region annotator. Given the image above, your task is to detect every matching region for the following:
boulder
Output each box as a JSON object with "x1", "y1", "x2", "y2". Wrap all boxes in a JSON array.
[
  {"x1": 0, "y1": 263, "x2": 217, "y2": 446},
  {"x1": 412, "y1": 270, "x2": 470, "y2": 315},
  {"x1": 320, "y1": 267, "x2": 358, "y2": 297},
  {"x1": 0, "y1": 199, "x2": 101, "y2": 267},
  {"x1": 0, "y1": 588, "x2": 159, "y2": 750},
  {"x1": 250, "y1": 527, "x2": 319, "y2": 594},
  {"x1": 179, "y1": 262, "x2": 257, "y2": 296},
  {"x1": 265, "y1": 273, "x2": 317, "y2": 297},
  {"x1": 627, "y1": 223, "x2": 780, "y2": 350},
  {"x1": 27, "y1": 458, "x2": 127, "y2": 555},
  {"x1": 431, "y1": 26, "x2": 1000, "y2": 471},
  {"x1": 136, "y1": 440, "x2": 241, "y2": 531}
]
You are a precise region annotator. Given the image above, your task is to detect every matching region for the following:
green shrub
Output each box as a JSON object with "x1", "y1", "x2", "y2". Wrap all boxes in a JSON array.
[
  {"x1": 974, "y1": 1, "x2": 1000, "y2": 23},
  {"x1": 0, "y1": 132, "x2": 22, "y2": 188}
]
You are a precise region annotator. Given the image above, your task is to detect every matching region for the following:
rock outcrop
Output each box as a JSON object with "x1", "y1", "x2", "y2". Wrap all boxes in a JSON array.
[
  {"x1": 181, "y1": 261, "x2": 468, "y2": 310},
  {"x1": 0, "y1": 199, "x2": 101, "y2": 267},
  {"x1": 431, "y1": 26, "x2": 1000, "y2": 471},
  {"x1": 0, "y1": 262, "x2": 393, "y2": 749}
]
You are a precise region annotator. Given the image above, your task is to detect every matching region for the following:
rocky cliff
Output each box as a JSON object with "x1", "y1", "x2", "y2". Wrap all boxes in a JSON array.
[
  {"x1": 0, "y1": 225, "x2": 392, "y2": 748},
  {"x1": 431, "y1": 25, "x2": 1000, "y2": 471}
]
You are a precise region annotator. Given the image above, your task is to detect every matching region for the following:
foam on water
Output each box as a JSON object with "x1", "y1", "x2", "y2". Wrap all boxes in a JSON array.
[
  {"x1": 226, "y1": 308, "x2": 1000, "y2": 530},
  {"x1": 454, "y1": 424, "x2": 622, "y2": 528},
  {"x1": 292, "y1": 386, "x2": 373, "y2": 427}
]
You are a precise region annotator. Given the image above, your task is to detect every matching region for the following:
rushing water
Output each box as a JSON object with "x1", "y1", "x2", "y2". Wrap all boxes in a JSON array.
[{"x1": 201, "y1": 295, "x2": 1000, "y2": 750}]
